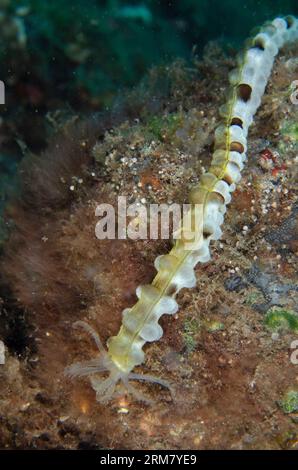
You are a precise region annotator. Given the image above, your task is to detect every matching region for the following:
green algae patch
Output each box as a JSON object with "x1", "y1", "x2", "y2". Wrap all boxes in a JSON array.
[
  {"x1": 245, "y1": 291, "x2": 263, "y2": 306},
  {"x1": 283, "y1": 122, "x2": 298, "y2": 142},
  {"x1": 205, "y1": 320, "x2": 225, "y2": 333},
  {"x1": 279, "y1": 390, "x2": 298, "y2": 414},
  {"x1": 183, "y1": 318, "x2": 201, "y2": 353},
  {"x1": 264, "y1": 308, "x2": 298, "y2": 333},
  {"x1": 146, "y1": 113, "x2": 182, "y2": 141}
]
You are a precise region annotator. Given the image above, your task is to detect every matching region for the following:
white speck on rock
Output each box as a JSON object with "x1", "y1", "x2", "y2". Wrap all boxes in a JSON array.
[
  {"x1": 0, "y1": 340, "x2": 5, "y2": 365},
  {"x1": 271, "y1": 332, "x2": 279, "y2": 341}
]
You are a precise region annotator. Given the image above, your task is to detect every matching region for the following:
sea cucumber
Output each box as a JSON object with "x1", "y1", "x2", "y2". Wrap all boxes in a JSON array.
[{"x1": 65, "y1": 16, "x2": 298, "y2": 404}]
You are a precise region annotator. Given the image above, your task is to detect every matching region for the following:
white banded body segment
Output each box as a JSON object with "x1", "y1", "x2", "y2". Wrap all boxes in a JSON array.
[{"x1": 66, "y1": 16, "x2": 298, "y2": 403}]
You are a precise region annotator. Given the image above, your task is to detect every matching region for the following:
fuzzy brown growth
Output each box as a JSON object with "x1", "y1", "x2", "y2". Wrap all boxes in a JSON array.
[{"x1": 1, "y1": 112, "x2": 168, "y2": 396}]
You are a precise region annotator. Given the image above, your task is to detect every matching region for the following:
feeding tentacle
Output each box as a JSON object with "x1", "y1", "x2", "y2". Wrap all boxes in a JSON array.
[{"x1": 66, "y1": 321, "x2": 173, "y2": 404}]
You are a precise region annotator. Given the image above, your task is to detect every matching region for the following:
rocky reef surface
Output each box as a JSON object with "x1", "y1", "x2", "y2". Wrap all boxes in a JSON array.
[{"x1": 0, "y1": 40, "x2": 297, "y2": 450}]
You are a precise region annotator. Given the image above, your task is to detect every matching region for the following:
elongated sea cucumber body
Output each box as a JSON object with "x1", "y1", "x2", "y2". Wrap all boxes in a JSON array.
[{"x1": 66, "y1": 16, "x2": 298, "y2": 403}]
